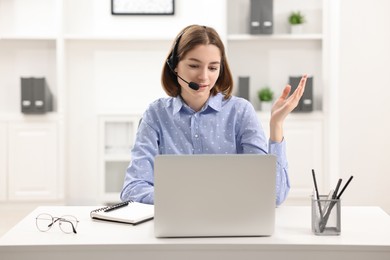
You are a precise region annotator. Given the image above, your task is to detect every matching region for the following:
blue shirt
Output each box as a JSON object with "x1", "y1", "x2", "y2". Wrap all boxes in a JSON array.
[{"x1": 120, "y1": 93, "x2": 290, "y2": 206}]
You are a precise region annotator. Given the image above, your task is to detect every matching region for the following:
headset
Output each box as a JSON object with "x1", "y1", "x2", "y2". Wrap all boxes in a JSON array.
[
  {"x1": 166, "y1": 30, "x2": 185, "y2": 72},
  {"x1": 166, "y1": 30, "x2": 200, "y2": 91},
  {"x1": 166, "y1": 26, "x2": 223, "y2": 91}
]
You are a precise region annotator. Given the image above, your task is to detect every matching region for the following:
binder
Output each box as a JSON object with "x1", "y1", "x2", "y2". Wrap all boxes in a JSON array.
[
  {"x1": 289, "y1": 76, "x2": 313, "y2": 112},
  {"x1": 90, "y1": 201, "x2": 154, "y2": 225},
  {"x1": 21, "y1": 77, "x2": 53, "y2": 114},
  {"x1": 237, "y1": 76, "x2": 250, "y2": 101},
  {"x1": 250, "y1": 0, "x2": 273, "y2": 35}
]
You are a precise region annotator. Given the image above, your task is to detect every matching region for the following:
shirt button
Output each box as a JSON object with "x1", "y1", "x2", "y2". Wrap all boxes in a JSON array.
[{"x1": 194, "y1": 134, "x2": 199, "y2": 138}]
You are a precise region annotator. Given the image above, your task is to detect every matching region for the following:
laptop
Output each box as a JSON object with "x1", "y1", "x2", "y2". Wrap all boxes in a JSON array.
[{"x1": 154, "y1": 154, "x2": 276, "y2": 237}]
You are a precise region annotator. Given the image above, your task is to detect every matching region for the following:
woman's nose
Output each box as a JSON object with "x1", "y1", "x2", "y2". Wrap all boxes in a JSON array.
[{"x1": 197, "y1": 67, "x2": 208, "y2": 80}]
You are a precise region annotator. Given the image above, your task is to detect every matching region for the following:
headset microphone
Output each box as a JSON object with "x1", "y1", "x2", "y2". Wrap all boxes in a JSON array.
[
  {"x1": 173, "y1": 70, "x2": 200, "y2": 91},
  {"x1": 166, "y1": 60, "x2": 200, "y2": 91}
]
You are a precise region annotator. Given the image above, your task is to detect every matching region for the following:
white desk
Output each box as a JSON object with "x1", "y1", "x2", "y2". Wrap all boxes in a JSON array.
[{"x1": 1, "y1": 206, "x2": 390, "y2": 260}]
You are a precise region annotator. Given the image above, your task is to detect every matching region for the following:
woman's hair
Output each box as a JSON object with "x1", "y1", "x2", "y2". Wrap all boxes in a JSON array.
[{"x1": 161, "y1": 25, "x2": 233, "y2": 99}]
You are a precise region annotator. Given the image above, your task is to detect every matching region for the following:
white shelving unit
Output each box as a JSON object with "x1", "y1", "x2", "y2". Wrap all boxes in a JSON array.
[
  {"x1": 227, "y1": 0, "x2": 329, "y2": 203},
  {"x1": 227, "y1": 0, "x2": 325, "y2": 111},
  {"x1": 0, "y1": 0, "x2": 64, "y2": 202},
  {"x1": 0, "y1": 0, "x2": 335, "y2": 205}
]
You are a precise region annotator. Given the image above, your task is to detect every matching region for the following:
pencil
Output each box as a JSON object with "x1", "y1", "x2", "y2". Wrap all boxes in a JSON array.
[
  {"x1": 311, "y1": 169, "x2": 323, "y2": 219},
  {"x1": 332, "y1": 178, "x2": 342, "y2": 199},
  {"x1": 337, "y1": 175, "x2": 354, "y2": 199}
]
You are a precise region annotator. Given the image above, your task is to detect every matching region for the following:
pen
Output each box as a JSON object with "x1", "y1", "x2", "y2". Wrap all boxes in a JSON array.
[
  {"x1": 322, "y1": 189, "x2": 334, "y2": 214},
  {"x1": 337, "y1": 175, "x2": 354, "y2": 199},
  {"x1": 332, "y1": 179, "x2": 342, "y2": 199},
  {"x1": 104, "y1": 201, "x2": 129, "y2": 212},
  {"x1": 311, "y1": 169, "x2": 323, "y2": 219}
]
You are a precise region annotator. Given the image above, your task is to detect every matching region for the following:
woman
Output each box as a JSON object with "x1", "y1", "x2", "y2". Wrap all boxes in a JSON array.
[{"x1": 120, "y1": 25, "x2": 307, "y2": 206}]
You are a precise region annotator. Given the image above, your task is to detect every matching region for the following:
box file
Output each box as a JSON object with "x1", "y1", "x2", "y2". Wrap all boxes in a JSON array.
[
  {"x1": 21, "y1": 77, "x2": 53, "y2": 114},
  {"x1": 237, "y1": 76, "x2": 250, "y2": 101},
  {"x1": 250, "y1": 0, "x2": 273, "y2": 35},
  {"x1": 289, "y1": 76, "x2": 313, "y2": 112}
]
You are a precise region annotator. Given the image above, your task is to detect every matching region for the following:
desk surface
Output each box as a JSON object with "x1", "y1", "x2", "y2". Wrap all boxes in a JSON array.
[{"x1": 1, "y1": 206, "x2": 390, "y2": 260}]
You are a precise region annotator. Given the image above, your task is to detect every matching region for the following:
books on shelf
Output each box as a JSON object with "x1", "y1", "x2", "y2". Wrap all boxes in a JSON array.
[{"x1": 90, "y1": 201, "x2": 154, "y2": 225}]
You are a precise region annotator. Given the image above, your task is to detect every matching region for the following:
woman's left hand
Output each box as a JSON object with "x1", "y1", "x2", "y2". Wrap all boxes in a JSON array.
[{"x1": 269, "y1": 74, "x2": 307, "y2": 142}]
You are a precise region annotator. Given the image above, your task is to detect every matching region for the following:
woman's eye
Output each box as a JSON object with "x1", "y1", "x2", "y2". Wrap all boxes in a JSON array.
[
  {"x1": 189, "y1": 64, "x2": 199, "y2": 68},
  {"x1": 209, "y1": 67, "x2": 218, "y2": 71}
]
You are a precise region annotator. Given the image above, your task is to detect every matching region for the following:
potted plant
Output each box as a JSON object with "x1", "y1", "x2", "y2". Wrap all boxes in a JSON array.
[
  {"x1": 258, "y1": 87, "x2": 274, "y2": 111},
  {"x1": 288, "y1": 11, "x2": 305, "y2": 34}
]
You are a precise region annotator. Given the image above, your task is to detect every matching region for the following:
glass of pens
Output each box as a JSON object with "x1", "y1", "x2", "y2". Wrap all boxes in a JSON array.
[{"x1": 311, "y1": 195, "x2": 341, "y2": 235}]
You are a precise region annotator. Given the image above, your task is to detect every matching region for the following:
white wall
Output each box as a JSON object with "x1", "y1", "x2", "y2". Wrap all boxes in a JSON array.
[
  {"x1": 64, "y1": 0, "x2": 227, "y2": 39},
  {"x1": 338, "y1": 0, "x2": 390, "y2": 213}
]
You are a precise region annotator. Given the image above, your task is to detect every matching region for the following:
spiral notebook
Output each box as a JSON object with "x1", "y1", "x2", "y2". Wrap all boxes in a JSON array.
[{"x1": 90, "y1": 201, "x2": 154, "y2": 225}]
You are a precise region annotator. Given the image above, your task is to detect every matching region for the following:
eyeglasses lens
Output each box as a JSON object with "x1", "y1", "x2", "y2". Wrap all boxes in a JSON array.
[
  {"x1": 59, "y1": 215, "x2": 78, "y2": 234},
  {"x1": 36, "y1": 213, "x2": 53, "y2": 232}
]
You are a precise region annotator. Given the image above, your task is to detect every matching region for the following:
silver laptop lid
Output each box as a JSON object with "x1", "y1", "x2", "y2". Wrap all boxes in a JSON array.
[{"x1": 154, "y1": 154, "x2": 276, "y2": 237}]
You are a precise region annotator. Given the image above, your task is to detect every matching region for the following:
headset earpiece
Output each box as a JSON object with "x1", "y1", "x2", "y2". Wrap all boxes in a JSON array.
[
  {"x1": 167, "y1": 32, "x2": 185, "y2": 70},
  {"x1": 167, "y1": 50, "x2": 176, "y2": 71}
]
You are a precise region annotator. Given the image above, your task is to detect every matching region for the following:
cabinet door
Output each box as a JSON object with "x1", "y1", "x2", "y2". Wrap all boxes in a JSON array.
[
  {"x1": 8, "y1": 122, "x2": 59, "y2": 200},
  {"x1": 0, "y1": 122, "x2": 7, "y2": 201},
  {"x1": 99, "y1": 115, "x2": 140, "y2": 203}
]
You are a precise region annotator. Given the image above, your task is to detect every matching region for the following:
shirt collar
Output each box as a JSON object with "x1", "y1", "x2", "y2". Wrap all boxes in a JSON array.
[
  {"x1": 172, "y1": 93, "x2": 223, "y2": 115},
  {"x1": 207, "y1": 93, "x2": 223, "y2": 112},
  {"x1": 172, "y1": 96, "x2": 184, "y2": 115}
]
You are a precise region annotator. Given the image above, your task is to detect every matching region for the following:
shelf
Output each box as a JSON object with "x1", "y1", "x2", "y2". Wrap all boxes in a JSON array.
[
  {"x1": 0, "y1": 112, "x2": 62, "y2": 122},
  {"x1": 0, "y1": 34, "x2": 57, "y2": 40},
  {"x1": 0, "y1": 40, "x2": 57, "y2": 115},
  {"x1": 228, "y1": 34, "x2": 323, "y2": 41},
  {"x1": 63, "y1": 34, "x2": 173, "y2": 41}
]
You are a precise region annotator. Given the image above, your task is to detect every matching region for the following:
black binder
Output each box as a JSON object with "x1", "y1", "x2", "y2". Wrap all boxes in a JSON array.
[
  {"x1": 21, "y1": 77, "x2": 53, "y2": 114},
  {"x1": 250, "y1": 0, "x2": 273, "y2": 35},
  {"x1": 289, "y1": 76, "x2": 314, "y2": 112}
]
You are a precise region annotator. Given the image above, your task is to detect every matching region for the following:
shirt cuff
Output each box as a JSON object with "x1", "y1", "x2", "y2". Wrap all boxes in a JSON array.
[{"x1": 268, "y1": 138, "x2": 287, "y2": 168}]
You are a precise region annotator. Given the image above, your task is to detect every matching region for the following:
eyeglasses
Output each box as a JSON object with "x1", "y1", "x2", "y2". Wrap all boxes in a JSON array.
[{"x1": 35, "y1": 213, "x2": 79, "y2": 234}]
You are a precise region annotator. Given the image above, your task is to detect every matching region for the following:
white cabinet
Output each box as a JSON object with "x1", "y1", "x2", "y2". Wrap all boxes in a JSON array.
[
  {"x1": 98, "y1": 115, "x2": 141, "y2": 203},
  {"x1": 0, "y1": 122, "x2": 7, "y2": 201},
  {"x1": 8, "y1": 122, "x2": 60, "y2": 201},
  {"x1": 0, "y1": 0, "x2": 64, "y2": 202}
]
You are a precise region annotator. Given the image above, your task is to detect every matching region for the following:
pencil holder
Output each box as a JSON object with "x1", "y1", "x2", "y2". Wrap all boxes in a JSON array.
[{"x1": 311, "y1": 195, "x2": 341, "y2": 235}]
